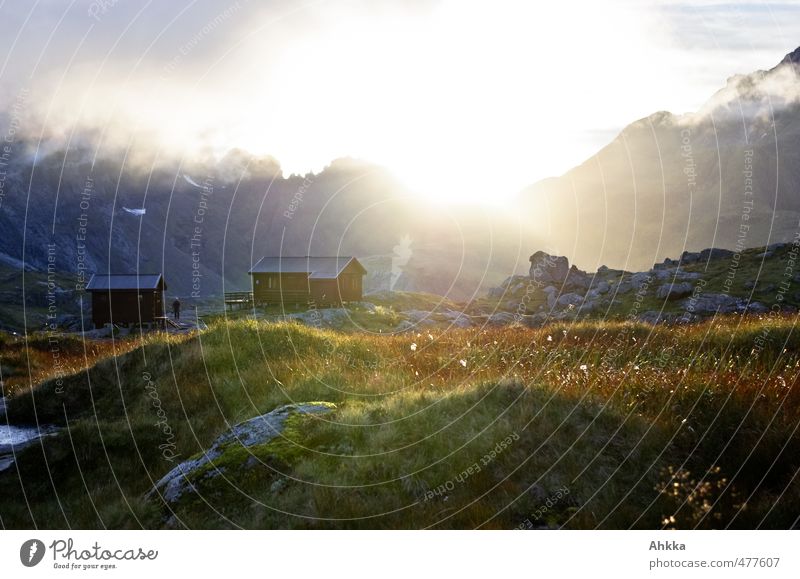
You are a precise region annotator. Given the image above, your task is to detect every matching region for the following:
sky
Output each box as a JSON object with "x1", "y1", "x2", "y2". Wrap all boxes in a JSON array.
[{"x1": 1, "y1": 0, "x2": 799, "y2": 203}]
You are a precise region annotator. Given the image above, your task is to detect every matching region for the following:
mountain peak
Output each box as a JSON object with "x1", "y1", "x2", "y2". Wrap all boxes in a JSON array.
[{"x1": 777, "y1": 45, "x2": 800, "y2": 68}]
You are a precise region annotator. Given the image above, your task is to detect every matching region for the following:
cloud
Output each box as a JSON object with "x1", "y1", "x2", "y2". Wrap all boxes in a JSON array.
[{"x1": 1, "y1": 0, "x2": 799, "y2": 199}]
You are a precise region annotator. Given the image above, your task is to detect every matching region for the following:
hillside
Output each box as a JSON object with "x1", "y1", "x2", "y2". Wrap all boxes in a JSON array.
[
  {"x1": 519, "y1": 46, "x2": 800, "y2": 272},
  {"x1": 1, "y1": 317, "x2": 798, "y2": 529},
  {"x1": 0, "y1": 147, "x2": 536, "y2": 301}
]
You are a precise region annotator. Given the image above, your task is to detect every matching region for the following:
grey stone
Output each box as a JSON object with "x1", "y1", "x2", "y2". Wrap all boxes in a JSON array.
[
  {"x1": 529, "y1": 251, "x2": 570, "y2": 284},
  {"x1": 743, "y1": 301, "x2": 769, "y2": 314},
  {"x1": 682, "y1": 293, "x2": 741, "y2": 315},
  {"x1": 150, "y1": 403, "x2": 335, "y2": 504},
  {"x1": 556, "y1": 293, "x2": 584, "y2": 308},
  {"x1": 488, "y1": 312, "x2": 517, "y2": 325},
  {"x1": 614, "y1": 281, "x2": 632, "y2": 294},
  {"x1": 565, "y1": 266, "x2": 591, "y2": 290},
  {"x1": 543, "y1": 285, "x2": 558, "y2": 309},
  {"x1": 699, "y1": 248, "x2": 734, "y2": 261},
  {"x1": 593, "y1": 280, "x2": 610, "y2": 294},
  {"x1": 631, "y1": 272, "x2": 653, "y2": 290},
  {"x1": 656, "y1": 282, "x2": 693, "y2": 301}
]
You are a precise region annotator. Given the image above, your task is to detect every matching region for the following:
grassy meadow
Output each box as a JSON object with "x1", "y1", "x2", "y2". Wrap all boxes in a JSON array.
[{"x1": 1, "y1": 314, "x2": 798, "y2": 529}]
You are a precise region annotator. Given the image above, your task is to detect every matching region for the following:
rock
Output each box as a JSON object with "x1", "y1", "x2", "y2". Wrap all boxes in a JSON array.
[
  {"x1": 682, "y1": 293, "x2": 741, "y2": 315},
  {"x1": 452, "y1": 316, "x2": 472, "y2": 328},
  {"x1": 543, "y1": 285, "x2": 558, "y2": 309},
  {"x1": 743, "y1": 301, "x2": 769, "y2": 314},
  {"x1": 631, "y1": 272, "x2": 653, "y2": 291},
  {"x1": 403, "y1": 310, "x2": 432, "y2": 323},
  {"x1": 556, "y1": 293, "x2": 584, "y2": 308},
  {"x1": 564, "y1": 266, "x2": 591, "y2": 290},
  {"x1": 150, "y1": 403, "x2": 336, "y2": 504},
  {"x1": 270, "y1": 478, "x2": 288, "y2": 494},
  {"x1": 656, "y1": 282, "x2": 693, "y2": 300},
  {"x1": 488, "y1": 275, "x2": 528, "y2": 298},
  {"x1": 529, "y1": 251, "x2": 570, "y2": 284},
  {"x1": 488, "y1": 312, "x2": 517, "y2": 325},
  {"x1": 680, "y1": 251, "x2": 701, "y2": 264},
  {"x1": 511, "y1": 281, "x2": 528, "y2": 294},
  {"x1": 392, "y1": 320, "x2": 416, "y2": 333},
  {"x1": 699, "y1": 248, "x2": 734, "y2": 261},
  {"x1": 614, "y1": 281, "x2": 632, "y2": 294},
  {"x1": 488, "y1": 286, "x2": 506, "y2": 299},
  {"x1": 593, "y1": 280, "x2": 610, "y2": 294}
]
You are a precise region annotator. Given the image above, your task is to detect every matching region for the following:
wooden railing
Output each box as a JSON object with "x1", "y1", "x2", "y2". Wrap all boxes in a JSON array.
[{"x1": 223, "y1": 291, "x2": 254, "y2": 310}]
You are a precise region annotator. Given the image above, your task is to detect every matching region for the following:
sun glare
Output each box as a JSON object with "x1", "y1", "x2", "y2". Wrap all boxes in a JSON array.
[
  {"x1": 226, "y1": 0, "x2": 666, "y2": 203},
  {"x1": 59, "y1": 0, "x2": 673, "y2": 204}
]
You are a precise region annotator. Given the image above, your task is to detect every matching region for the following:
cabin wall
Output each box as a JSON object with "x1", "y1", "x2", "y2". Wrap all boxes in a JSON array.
[
  {"x1": 250, "y1": 266, "x2": 364, "y2": 306},
  {"x1": 252, "y1": 273, "x2": 312, "y2": 305},
  {"x1": 337, "y1": 273, "x2": 363, "y2": 301},
  {"x1": 91, "y1": 290, "x2": 162, "y2": 328}
]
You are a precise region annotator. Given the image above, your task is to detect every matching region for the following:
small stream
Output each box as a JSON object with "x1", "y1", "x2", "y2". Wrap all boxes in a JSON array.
[{"x1": 0, "y1": 397, "x2": 58, "y2": 472}]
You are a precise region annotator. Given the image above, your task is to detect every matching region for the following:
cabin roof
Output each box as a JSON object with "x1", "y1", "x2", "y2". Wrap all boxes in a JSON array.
[
  {"x1": 248, "y1": 256, "x2": 365, "y2": 279},
  {"x1": 85, "y1": 273, "x2": 166, "y2": 291}
]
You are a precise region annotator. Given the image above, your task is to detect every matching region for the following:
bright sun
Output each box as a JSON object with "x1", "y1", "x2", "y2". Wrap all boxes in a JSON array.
[{"x1": 229, "y1": 0, "x2": 664, "y2": 203}]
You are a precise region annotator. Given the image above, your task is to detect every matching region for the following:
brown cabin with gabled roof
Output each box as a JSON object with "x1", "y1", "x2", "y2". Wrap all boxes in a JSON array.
[
  {"x1": 85, "y1": 273, "x2": 166, "y2": 329},
  {"x1": 248, "y1": 256, "x2": 367, "y2": 306}
]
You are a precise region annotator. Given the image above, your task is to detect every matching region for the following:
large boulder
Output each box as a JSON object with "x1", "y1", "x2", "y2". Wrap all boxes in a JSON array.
[
  {"x1": 529, "y1": 251, "x2": 570, "y2": 285},
  {"x1": 682, "y1": 293, "x2": 741, "y2": 315},
  {"x1": 656, "y1": 282, "x2": 694, "y2": 300},
  {"x1": 150, "y1": 403, "x2": 336, "y2": 505}
]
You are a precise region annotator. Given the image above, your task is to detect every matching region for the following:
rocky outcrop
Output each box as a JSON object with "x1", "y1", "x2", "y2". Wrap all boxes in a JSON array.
[
  {"x1": 529, "y1": 251, "x2": 570, "y2": 284},
  {"x1": 150, "y1": 402, "x2": 335, "y2": 505},
  {"x1": 487, "y1": 243, "x2": 800, "y2": 325}
]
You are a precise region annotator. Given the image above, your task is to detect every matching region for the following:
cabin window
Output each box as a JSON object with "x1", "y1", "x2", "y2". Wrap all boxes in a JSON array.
[{"x1": 267, "y1": 275, "x2": 276, "y2": 289}]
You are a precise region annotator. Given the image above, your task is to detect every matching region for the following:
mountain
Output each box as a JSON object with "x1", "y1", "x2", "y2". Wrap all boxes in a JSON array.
[
  {"x1": 519, "y1": 46, "x2": 800, "y2": 272},
  {"x1": 0, "y1": 144, "x2": 538, "y2": 304}
]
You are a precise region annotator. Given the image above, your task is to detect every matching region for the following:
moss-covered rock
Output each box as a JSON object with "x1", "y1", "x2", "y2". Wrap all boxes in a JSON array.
[{"x1": 149, "y1": 402, "x2": 335, "y2": 505}]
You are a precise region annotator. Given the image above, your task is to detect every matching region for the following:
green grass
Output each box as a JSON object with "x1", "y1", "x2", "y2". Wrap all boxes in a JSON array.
[{"x1": 1, "y1": 315, "x2": 798, "y2": 529}]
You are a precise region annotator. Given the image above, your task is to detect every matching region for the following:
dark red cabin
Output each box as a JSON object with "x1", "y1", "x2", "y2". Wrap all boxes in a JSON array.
[{"x1": 85, "y1": 273, "x2": 167, "y2": 329}]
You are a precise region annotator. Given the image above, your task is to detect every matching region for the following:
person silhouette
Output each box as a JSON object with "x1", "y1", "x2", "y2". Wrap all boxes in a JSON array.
[{"x1": 172, "y1": 298, "x2": 181, "y2": 320}]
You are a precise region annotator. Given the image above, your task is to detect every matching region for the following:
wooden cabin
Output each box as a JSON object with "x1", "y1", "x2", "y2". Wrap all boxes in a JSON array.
[
  {"x1": 248, "y1": 256, "x2": 367, "y2": 306},
  {"x1": 85, "y1": 273, "x2": 167, "y2": 329}
]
